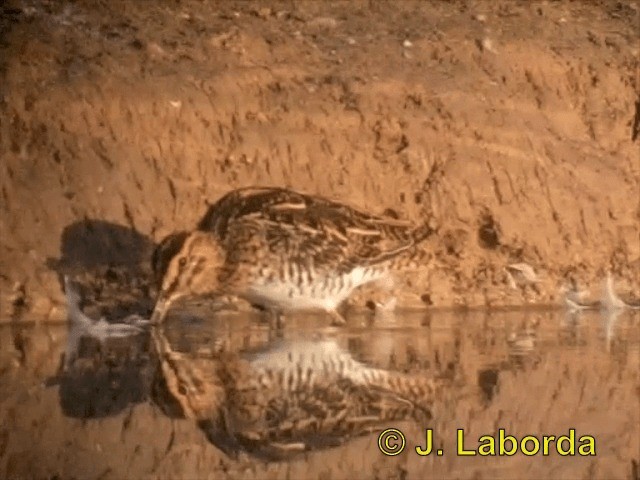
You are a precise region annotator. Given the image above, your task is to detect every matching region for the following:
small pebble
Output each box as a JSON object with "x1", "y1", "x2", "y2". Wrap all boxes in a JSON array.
[
  {"x1": 307, "y1": 17, "x2": 338, "y2": 30},
  {"x1": 256, "y1": 7, "x2": 271, "y2": 19},
  {"x1": 479, "y1": 37, "x2": 497, "y2": 53}
]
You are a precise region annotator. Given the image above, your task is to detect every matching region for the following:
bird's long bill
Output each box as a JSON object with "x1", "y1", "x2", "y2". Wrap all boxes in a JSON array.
[{"x1": 150, "y1": 293, "x2": 173, "y2": 324}]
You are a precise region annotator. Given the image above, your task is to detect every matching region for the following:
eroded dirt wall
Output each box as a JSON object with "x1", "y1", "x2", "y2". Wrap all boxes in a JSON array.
[{"x1": 0, "y1": 0, "x2": 638, "y2": 321}]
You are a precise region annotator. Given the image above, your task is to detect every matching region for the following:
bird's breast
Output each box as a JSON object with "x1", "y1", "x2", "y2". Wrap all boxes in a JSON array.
[{"x1": 242, "y1": 265, "x2": 386, "y2": 311}]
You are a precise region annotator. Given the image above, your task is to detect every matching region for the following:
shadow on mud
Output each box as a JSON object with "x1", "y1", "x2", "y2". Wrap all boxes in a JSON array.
[
  {"x1": 49, "y1": 219, "x2": 154, "y2": 271},
  {"x1": 46, "y1": 219, "x2": 158, "y2": 319}
]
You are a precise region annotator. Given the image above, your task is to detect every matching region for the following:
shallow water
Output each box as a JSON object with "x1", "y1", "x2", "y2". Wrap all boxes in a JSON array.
[{"x1": 1, "y1": 307, "x2": 638, "y2": 480}]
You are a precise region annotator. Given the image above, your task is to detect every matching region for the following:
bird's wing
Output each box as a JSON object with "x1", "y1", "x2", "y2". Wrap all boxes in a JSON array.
[
  {"x1": 198, "y1": 187, "x2": 301, "y2": 237},
  {"x1": 201, "y1": 187, "x2": 431, "y2": 274}
]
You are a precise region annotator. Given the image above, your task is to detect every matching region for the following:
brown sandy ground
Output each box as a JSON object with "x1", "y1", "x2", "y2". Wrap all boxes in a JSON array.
[{"x1": 0, "y1": 0, "x2": 639, "y2": 322}]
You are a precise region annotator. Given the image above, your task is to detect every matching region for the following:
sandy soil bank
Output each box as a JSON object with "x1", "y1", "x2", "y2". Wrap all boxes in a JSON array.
[{"x1": 0, "y1": 1, "x2": 639, "y2": 321}]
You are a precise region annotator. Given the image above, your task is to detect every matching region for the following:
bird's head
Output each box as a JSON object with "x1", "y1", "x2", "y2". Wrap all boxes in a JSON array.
[{"x1": 151, "y1": 231, "x2": 226, "y2": 323}]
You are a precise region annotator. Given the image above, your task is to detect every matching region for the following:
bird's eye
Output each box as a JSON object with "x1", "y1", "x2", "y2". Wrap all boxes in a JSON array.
[{"x1": 178, "y1": 257, "x2": 187, "y2": 268}]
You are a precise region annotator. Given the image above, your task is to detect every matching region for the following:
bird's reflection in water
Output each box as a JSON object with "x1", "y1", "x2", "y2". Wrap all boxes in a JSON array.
[
  {"x1": 49, "y1": 304, "x2": 638, "y2": 460},
  {"x1": 152, "y1": 315, "x2": 442, "y2": 460}
]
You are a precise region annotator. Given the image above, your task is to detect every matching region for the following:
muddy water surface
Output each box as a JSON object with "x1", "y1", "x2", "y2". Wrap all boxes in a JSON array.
[{"x1": 1, "y1": 308, "x2": 638, "y2": 480}]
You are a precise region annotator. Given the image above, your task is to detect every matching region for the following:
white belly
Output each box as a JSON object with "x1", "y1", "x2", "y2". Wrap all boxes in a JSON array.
[{"x1": 244, "y1": 266, "x2": 386, "y2": 312}]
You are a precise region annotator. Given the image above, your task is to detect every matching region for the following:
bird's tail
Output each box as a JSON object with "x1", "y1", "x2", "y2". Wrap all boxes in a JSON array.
[
  {"x1": 359, "y1": 367, "x2": 440, "y2": 422},
  {"x1": 397, "y1": 221, "x2": 436, "y2": 270},
  {"x1": 411, "y1": 221, "x2": 436, "y2": 244},
  {"x1": 390, "y1": 244, "x2": 434, "y2": 271}
]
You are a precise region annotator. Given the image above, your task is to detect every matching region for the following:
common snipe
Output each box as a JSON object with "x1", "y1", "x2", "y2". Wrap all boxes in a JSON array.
[{"x1": 151, "y1": 187, "x2": 433, "y2": 325}]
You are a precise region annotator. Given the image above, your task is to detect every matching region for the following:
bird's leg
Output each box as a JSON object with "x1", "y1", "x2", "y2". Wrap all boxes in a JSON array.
[
  {"x1": 262, "y1": 309, "x2": 285, "y2": 341},
  {"x1": 266, "y1": 308, "x2": 286, "y2": 330},
  {"x1": 326, "y1": 309, "x2": 347, "y2": 326},
  {"x1": 367, "y1": 275, "x2": 399, "y2": 315}
]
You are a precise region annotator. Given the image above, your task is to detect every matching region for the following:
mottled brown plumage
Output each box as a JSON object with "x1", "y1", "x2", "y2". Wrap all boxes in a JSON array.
[
  {"x1": 151, "y1": 187, "x2": 433, "y2": 324},
  {"x1": 152, "y1": 325, "x2": 437, "y2": 459}
]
